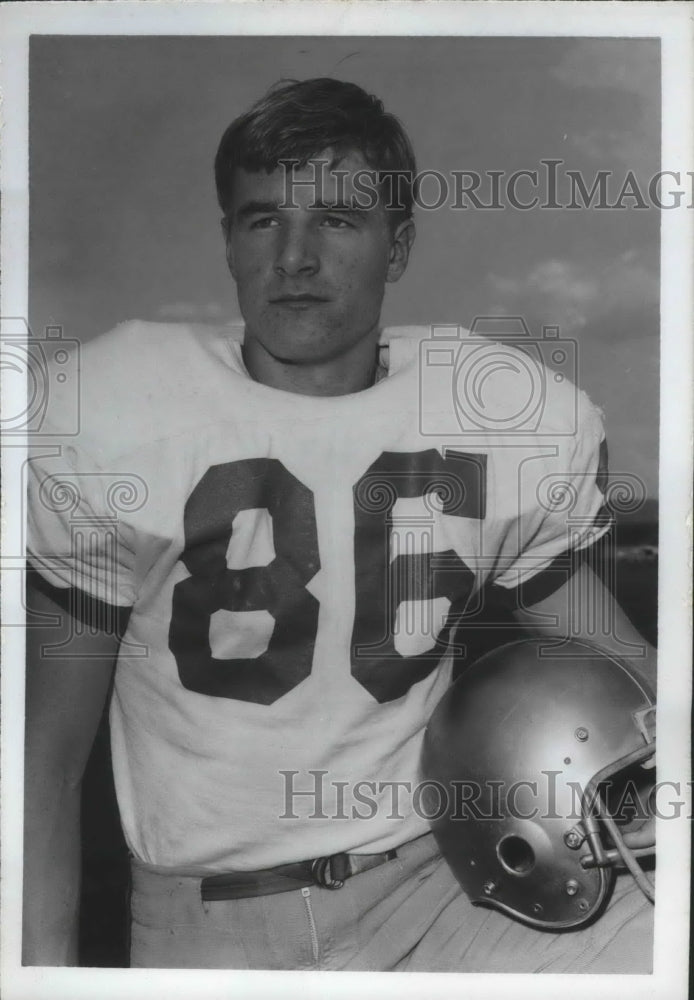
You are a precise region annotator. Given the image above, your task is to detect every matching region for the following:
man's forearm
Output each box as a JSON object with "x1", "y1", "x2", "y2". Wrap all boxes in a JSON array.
[
  {"x1": 511, "y1": 563, "x2": 657, "y2": 690},
  {"x1": 23, "y1": 583, "x2": 120, "y2": 965},
  {"x1": 23, "y1": 774, "x2": 82, "y2": 965}
]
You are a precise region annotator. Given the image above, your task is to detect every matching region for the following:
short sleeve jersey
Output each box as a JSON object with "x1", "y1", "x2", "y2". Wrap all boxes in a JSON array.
[{"x1": 26, "y1": 322, "x2": 610, "y2": 873}]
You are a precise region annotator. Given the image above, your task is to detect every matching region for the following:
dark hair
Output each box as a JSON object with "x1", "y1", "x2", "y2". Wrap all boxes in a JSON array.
[{"x1": 214, "y1": 77, "x2": 417, "y2": 226}]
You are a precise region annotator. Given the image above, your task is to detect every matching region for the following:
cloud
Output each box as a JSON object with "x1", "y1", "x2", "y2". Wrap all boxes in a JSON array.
[
  {"x1": 549, "y1": 40, "x2": 659, "y2": 178},
  {"x1": 485, "y1": 248, "x2": 660, "y2": 496},
  {"x1": 550, "y1": 40, "x2": 659, "y2": 104},
  {"x1": 566, "y1": 130, "x2": 658, "y2": 180},
  {"x1": 490, "y1": 259, "x2": 598, "y2": 330},
  {"x1": 487, "y1": 251, "x2": 659, "y2": 336}
]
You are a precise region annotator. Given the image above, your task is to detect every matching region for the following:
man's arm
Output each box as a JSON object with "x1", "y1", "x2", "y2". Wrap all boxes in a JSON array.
[
  {"x1": 510, "y1": 560, "x2": 657, "y2": 689},
  {"x1": 23, "y1": 581, "x2": 120, "y2": 966}
]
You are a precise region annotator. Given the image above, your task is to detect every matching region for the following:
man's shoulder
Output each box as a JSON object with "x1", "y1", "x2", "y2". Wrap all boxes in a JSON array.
[
  {"x1": 383, "y1": 326, "x2": 602, "y2": 441},
  {"x1": 79, "y1": 318, "x2": 241, "y2": 371},
  {"x1": 64, "y1": 320, "x2": 246, "y2": 459}
]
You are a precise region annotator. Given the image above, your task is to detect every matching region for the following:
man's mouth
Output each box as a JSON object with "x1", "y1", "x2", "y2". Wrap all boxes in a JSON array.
[{"x1": 270, "y1": 293, "x2": 328, "y2": 305}]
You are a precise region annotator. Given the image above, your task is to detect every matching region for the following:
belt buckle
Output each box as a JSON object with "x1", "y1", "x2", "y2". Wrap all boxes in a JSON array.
[{"x1": 311, "y1": 853, "x2": 349, "y2": 889}]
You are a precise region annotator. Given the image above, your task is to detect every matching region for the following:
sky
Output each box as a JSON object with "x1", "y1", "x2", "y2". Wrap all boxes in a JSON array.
[{"x1": 29, "y1": 35, "x2": 660, "y2": 498}]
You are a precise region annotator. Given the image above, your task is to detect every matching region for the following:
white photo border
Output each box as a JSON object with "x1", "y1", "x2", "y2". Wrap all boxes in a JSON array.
[{"x1": 1, "y1": 3, "x2": 692, "y2": 999}]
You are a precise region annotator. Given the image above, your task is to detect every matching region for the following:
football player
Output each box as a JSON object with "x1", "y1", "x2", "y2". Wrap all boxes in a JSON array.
[{"x1": 24, "y1": 78, "x2": 656, "y2": 971}]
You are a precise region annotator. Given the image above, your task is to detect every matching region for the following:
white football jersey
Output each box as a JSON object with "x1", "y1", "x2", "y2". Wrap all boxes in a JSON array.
[{"x1": 27, "y1": 321, "x2": 610, "y2": 872}]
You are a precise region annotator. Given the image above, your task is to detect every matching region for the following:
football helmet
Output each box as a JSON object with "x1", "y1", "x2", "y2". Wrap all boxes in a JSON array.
[{"x1": 421, "y1": 638, "x2": 655, "y2": 930}]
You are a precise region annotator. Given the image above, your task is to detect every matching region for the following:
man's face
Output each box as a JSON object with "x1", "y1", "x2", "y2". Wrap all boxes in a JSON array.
[{"x1": 224, "y1": 149, "x2": 414, "y2": 366}]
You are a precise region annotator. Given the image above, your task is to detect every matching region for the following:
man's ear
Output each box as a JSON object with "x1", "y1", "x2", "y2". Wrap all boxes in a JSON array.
[
  {"x1": 221, "y1": 217, "x2": 237, "y2": 280},
  {"x1": 386, "y1": 218, "x2": 416, "y2": 284}
]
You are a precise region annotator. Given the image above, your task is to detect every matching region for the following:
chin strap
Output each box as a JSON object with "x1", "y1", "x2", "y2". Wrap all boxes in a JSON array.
[{"x1": 594, "y1": 792, "x2": 655, "y2": 904}]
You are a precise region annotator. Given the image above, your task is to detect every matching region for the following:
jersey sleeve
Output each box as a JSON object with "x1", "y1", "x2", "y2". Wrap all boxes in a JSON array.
[
  {"x1": 488, "y1": 389, "x2": 611, "y2": 604},
  {"x1": 26, "y1": 432, "x2": 139, "y2": 613}
]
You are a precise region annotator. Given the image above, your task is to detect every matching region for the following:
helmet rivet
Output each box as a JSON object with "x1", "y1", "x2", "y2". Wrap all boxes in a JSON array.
[
  {"x1": 483, "y1": 880, "x2": 497, "y2": 895},
  {"x1": 578, "y1": 899, "x2": 590, "y2": 912},
  {"x1": 564, "y1": 830, "x2": 582, "y2": 850},
  {"x1": 575, "y1": 727, "x2": 589, "y2": 742},
  {"x1": 532, "y1": 903, "x2": 543, "y2": 914},
  {"x1": 565, "y1": 879, "x2": 580, "y2": 896}
]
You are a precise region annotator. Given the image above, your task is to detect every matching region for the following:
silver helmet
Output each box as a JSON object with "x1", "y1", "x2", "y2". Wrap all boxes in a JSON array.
[{"x1": 421, "y1": 638, "x2": 655, "y2": 929}]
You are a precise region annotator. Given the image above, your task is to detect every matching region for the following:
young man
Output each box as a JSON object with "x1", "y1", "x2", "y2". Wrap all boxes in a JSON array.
[{"x1": 24, "y1": 78, "x2": 655, "y2": 971}]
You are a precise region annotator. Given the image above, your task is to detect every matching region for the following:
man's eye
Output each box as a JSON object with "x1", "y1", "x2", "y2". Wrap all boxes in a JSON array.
[
  {"x1": 321, "y1": 215, "x2": 352, "y2": 229},
  {"x1": 250, "y1": 217, "x2": 279, "y2": 229}
]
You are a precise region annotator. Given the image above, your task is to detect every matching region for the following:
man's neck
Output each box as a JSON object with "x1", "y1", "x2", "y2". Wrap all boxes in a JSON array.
[{"x1": 241, "y1": 332, "x2": 384, "y2": 397}]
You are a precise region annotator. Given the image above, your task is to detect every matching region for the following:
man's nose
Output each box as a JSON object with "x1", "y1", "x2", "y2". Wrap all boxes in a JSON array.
[{"x1": 273, "y1": 224, "x2": 320, "y2": 277}]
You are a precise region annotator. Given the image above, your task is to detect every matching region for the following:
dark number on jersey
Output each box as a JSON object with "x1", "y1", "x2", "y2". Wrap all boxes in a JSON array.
[{"x1": 169, "y1": 451, "x2": 486, "y2": 705}]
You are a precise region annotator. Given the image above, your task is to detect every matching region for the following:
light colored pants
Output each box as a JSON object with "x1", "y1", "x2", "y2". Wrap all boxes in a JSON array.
[{"x1": 129, "y1": 832, "x2": 653, "y2": 972}]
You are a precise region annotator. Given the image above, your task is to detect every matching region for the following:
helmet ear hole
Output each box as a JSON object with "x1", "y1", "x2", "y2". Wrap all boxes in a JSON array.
[{"x1": 497, "y1": 835, "x2": 536, "y2": 875}]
